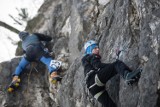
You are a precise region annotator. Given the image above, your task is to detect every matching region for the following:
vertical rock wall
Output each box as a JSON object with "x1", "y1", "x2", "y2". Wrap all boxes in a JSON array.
[{"x1": 0, "y1": 0, "x2": 160, "y2": 107}]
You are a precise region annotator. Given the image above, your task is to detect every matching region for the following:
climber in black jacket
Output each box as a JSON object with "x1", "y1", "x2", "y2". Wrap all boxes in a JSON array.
[{"x1": 81, "y1": 40, "x2": 141, "y2": 107}]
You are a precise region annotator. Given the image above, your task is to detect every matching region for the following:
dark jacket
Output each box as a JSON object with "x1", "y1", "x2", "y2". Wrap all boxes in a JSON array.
[
  {"x1": 82, "y1": 54, "x2": 106, "y2": 76},
  {"x1": 22, "y1": 33, "x2": 52, "y2": 61},
  {"x1": 22, "y1": 33, "x2": 52, "y2": 52}
]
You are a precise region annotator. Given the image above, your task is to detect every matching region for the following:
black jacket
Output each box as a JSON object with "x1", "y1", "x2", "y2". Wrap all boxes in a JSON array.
[
  {"x1": 33, "y1": 33, "x2": 52, "y2": 41},
  {"x1": 22, "y1": 33, "x2": 52, "y2": 61},
  {"x1": 22, "y1": 33, "x2": 52, "y2": 51},
  {"x1": 82, "y1": 54, "x2": 106, "y2": 76}
]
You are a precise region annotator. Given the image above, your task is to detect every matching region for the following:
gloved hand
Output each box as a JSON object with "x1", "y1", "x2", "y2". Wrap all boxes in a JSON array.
[{"x1": 124, "y1": 68, "x2": 142, "y2": 86}]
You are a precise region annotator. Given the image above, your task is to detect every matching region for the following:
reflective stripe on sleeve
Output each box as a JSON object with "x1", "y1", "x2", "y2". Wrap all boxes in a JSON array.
[
  {"x1": 95, "y1": 74, "x2": 105, "y2": 86},
  {"x1": 94, "y1": 90, "x2": 105, "y2": 100}
]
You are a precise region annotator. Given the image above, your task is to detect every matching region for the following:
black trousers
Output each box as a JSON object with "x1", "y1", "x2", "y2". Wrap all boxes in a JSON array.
[{"x1": 87, "y1": 60, "x2": 131, "y2": 107}]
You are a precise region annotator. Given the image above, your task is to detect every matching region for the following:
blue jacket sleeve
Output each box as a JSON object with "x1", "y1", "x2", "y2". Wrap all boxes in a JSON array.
[
  {"x1": 40, "y1": 56, "x2": 57, "y2": 74},
  {"x1": 13, "y1": 57, "x2": 30, "y2": 76}
]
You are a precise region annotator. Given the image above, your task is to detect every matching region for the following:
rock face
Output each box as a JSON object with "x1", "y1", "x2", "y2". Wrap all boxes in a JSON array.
[{"x1": 0, "y1": 0, "x2": 160, "y2": 107}]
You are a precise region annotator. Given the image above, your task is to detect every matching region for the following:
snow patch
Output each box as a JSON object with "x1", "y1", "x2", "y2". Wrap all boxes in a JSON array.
[
  {"x1": 61, "y1": 17, "x2": 71, "y2": 37},
  {"x1": 98, "y1": 0, "x2": 110, "y2": 5},
  {"x1": 0, "y1": 0, "x2": 44, "y2": 62},
  {"x1": 0, "y1": 27, "x2": 19, "y2": 62}
]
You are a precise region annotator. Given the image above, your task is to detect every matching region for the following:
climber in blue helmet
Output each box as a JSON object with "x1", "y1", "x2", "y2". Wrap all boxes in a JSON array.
[
  {"x1": 81, "y1": 40, "x2": 142, "y2": 107},
  {"x1": 10, "y1": 31, "x2": 62, "y2": 89}
]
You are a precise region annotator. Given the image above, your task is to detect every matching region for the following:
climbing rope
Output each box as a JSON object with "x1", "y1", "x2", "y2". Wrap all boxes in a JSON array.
[
  {"x1": 26, "y1": 62, "x2": 36, "y2": 93},
  {"x1": 27, "y1": 62, "x2": 40, "y2": 93}
]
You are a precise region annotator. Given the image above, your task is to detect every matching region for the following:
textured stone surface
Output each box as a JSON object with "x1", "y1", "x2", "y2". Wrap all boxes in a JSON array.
[{"x1": 0, "y1": 0, "x2": 160, "y2": 107}]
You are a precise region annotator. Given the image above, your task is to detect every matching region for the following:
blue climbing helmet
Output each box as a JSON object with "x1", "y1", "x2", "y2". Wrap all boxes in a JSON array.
[
  {"x1": 19, "y1": 31, "x2": 29, "y2": 40},
  {"x1": 84, "y1": 40, "x2": 98, "y2": 54}
]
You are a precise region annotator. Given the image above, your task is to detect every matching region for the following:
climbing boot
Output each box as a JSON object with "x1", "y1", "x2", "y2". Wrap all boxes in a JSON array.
[
  {"x1": 124, "y1": 68, "x2": 142, "y2": 85},
  {"x1": 7, "y1": 76, "x2": 21, "y2": 92},
  {"x1": 50, "y1": 72, "x2": 62, "y2": 84}
]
